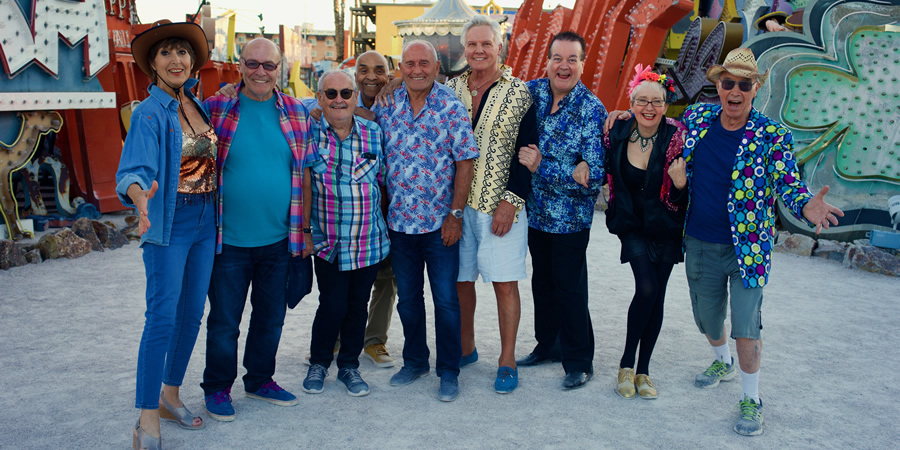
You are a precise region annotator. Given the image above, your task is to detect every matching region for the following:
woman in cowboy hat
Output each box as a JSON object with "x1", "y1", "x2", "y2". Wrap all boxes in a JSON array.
[{"x1": 115, "y1": 19, "x2": 214, "y2": 449}]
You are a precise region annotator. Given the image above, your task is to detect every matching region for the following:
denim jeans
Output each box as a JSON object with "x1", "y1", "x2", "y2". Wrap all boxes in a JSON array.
[
  {"x1": 388, "y1": 230, "x2": 462, "y2": 377},
  {"x1": 201, "y1": 238, "x2": 290, "y2": 395},
  {"x1": 528, "y1": 227, "x2": 594, "y2": 374},
  {"x1": 309, "y1": 257, "x2": 381, "y2": 369},
  {"x1": 136, "y1": 193, "x2": 215, "y2": 409}
]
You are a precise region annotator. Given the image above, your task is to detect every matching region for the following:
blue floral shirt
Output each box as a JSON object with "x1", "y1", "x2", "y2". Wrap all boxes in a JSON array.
[
  {"x1": 526, "y1": 79, "x2": 607, "y2": 234},
  {"x1": 372, "y1": 82, "x2": 479, "y2": 234}
]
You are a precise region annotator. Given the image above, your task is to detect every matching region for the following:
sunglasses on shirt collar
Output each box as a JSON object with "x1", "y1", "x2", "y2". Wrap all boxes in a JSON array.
[
  {"x1": 719, "y1": 79, "x2": 756, "y2": 92},
  {"x1": 324, "y1": 88, "x2": 354, "y2": 100}
]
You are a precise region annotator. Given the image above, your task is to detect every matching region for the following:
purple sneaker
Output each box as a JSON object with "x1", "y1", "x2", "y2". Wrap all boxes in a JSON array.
[{"x1": 246, "y1": 381, "x2": 299, "y2": 406}]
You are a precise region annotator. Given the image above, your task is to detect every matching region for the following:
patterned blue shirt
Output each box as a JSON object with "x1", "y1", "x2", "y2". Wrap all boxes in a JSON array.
[
  {"x1": 372, "y1": 82, "x2": 479, "y2": 234},
  {"x1": 526, "y1": 79, "x2": 607, "y2": 234}
]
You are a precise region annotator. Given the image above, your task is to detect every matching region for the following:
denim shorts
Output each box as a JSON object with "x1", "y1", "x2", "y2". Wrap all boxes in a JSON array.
[
  {"x1": 457, "y1": 206, "x2": 528, "y2": 283},
  {"x1": 685, "y1": 235, "x2": 763, "y2": 340}
]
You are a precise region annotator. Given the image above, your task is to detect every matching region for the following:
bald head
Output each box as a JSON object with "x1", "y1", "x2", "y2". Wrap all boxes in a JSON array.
[
  {"x1": 356, "y1": 51, "x2": 389, "y2": 108},
  {"x1": 239, "y1": 38, "x2": 282, "y2": 102}
]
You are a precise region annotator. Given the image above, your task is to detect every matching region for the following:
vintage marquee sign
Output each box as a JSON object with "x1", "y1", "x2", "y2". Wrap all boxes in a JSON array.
[{"x1": 0, "y1": 0, "x2": 116, "y2": 111}]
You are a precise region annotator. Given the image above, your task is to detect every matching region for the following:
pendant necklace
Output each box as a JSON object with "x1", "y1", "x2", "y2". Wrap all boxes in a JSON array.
[
  {"x1": 469, "y1": 68, "x2": 499, "y2": 97},
  {"x1": 629, "y1": 128, "x2": 658, "y2": 153}
]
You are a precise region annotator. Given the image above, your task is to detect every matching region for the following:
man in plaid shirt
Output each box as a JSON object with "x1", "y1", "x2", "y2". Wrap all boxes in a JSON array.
[
  {"x1": 298, "y1": 70, "x2": 389, "y2": 397},
  {"x1": 200, "y1": 38, "x2": 316, "y2": 421}
]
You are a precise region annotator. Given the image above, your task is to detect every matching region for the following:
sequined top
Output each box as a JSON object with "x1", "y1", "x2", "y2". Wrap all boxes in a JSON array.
[{"x1": 177, "y1": 128, "x2": 217, "y2": 194}]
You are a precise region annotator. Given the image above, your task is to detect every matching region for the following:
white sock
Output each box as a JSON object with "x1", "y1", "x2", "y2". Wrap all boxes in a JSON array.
[
  {"x1": 739, "y1": 367, "x2": 760, "y2": 403},
  {"x1": 713, "y1": 343, "x2": 732, "y2": 365}
]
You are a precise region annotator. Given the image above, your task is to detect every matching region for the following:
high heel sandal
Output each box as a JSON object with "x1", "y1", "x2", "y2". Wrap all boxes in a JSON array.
[
  {"x1": 159, "y1": 394, "x2": 206, "y2": 430},
  {"x1": 133, "y1": 418, "x2": 161, "y2": 450}
]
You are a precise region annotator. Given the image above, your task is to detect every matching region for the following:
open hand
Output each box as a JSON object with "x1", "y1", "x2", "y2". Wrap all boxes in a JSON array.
[
  {"x1": 801, "y1": 185, "x2": 844, "y2": 234},
  {"x1": 127, "y1": 181, "x2": 159, "y2": 236}
]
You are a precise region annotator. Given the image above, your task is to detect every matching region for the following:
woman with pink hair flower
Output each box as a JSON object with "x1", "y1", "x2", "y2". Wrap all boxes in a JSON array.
[{"x1": 603, "y1": 64, "x2": 687, "y2": 400}]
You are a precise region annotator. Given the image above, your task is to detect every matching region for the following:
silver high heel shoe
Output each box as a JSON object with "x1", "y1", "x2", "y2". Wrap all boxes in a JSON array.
[
  {"x1": 159, "y1": 394, "x2": 206, "y2": 430},
  {"x1": 133, "y1": 418, "x2": 161, "y2": 450}
]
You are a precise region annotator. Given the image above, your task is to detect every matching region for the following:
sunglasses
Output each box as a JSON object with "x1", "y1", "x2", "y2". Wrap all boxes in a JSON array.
[
  {"x1": 719, "y1": 79, "x2": 755, "y2": 92},
  {"x1": 241, "y1": 58, "x2": 279, "y2": 71},
  {"x1": 324, "y1": 88, "x2": 354, "y2": 100}
]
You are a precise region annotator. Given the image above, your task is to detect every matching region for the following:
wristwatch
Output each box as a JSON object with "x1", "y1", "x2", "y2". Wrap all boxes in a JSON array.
[
  {"x1": 449, "y1": 209, "x2": 464, "y2": 219},
  {"x1": 302, "y1": 227, "x2": 312, "y2": 234}
]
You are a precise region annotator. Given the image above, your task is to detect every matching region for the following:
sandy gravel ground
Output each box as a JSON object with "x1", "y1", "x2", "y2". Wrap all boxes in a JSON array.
[{"x1": 1, "y1": 211, "x2": 898, "y2": 449}]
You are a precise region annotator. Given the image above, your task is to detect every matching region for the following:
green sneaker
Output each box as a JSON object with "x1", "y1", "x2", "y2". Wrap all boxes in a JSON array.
[
  {"x1": 734, "y1": 396, "x2": 764, "y2": 436},
  {"x1": 694, "y1": 358, "x2": 736, "y2": 389}
]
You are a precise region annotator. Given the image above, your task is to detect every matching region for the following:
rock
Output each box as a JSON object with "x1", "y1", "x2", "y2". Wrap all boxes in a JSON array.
[
  {"x1": 853, "y1": 239, "x2": 870, "y2": 246},
  {"x1": 595, "y1": 186, "x2": 609, "y2": 211},
  {"x1": 121, "y1": 223, "x2": 140, "y2": 241},
  {"x1": 24, "y1": 249, "x2": 42, "y2": 264},
  {"x1": 0, "y1": 240, "x2": 28, "y2": 270},
  {"x1": 92, "y1": 220, "x2": 129, "y2": 250},
  {"x1": 104, "y1": 220, "x2": 118, "y2": 231},
  {"x1": 73, "y1": 217, "x2": 103, "y2": 252},
  {"x1": 36, "y1": 233, "x2": 61, "y2": 260},
  {"x1": 125, "y1": 215, "x2": 138, "y2": 226},
  {"x1": 812, "y1": 239, "x2": 849, "y2": 263},
  {"x1": 844, "y1": 244, "x2": 900, "y2": 277},
  {"x1": 54, "y1": 228, "x2": 92, "y2": 258},
  {"x1": 775, "y1": 230, "x2": 791, "y2": 245},
  {"x1": 774, "y1": 233, "x2": 816, "y2": 256}
]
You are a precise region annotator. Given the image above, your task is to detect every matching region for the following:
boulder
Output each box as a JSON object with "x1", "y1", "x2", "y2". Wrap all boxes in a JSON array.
[
  {"x1": 35, "y1": 233, "x2": 61, "y2": 260},
  {"x1": 73, "y1": 218, "x2": 103, "y2": 252},
  {"x1": 0, "y1": 240, "x2": 28, "y2": 270},
  {"x1": 812, "y1": 239, "x2": 849, "y2": 263},
  {"x1": 92, "y1": 220, "x2": 129, "y2": 250},
  {"x1": 122, "y1": 223, "x2": 140, "y2": 241},
  {"x1": 125, "y1": 215, "x2": 138, "y2": 226},
  {"x1": 774, "y1": 233, "x2": 816, "y2": 257},
  {"x1": 55, "y1": 228, "x2": 92, "y2": 258},
  {"x1": 844, "y1": 244, "x2": 900, "y2": 277},
  {"x1": 104, "y1": 220, "x2": 118, "y2": 231},
  {"x1": 775, "y1": 230, "x2": 790, "y2": 245},
  {"x1": 24, "y1": 249, "x2": 42, "y2": 264}
]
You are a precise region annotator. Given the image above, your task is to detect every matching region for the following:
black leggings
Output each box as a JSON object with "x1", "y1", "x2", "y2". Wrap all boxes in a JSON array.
[{"x1": 619, "y1": 254, "x2": 675, "y2": 375}]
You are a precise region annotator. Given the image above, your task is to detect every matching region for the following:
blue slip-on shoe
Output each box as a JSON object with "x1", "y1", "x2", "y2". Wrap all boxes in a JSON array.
[
  {"x1": 389, "y1": 366, "x2": 429, "y2": 386},
  {"x1": 438, "y1": 372, "x2": 460, "y2": 402},
  {"x1": 337, "y1": 367, "x2": 370, "y2": 397},
  {"x1": 301, "y1": 364, "x2": 328, "y2": 394},
  {"x1": 460, "y1": 348, "x2": 479, "y2": 368},
  {"x1": 204, "y1": 387, "x2": 235, "y2": 422},
  {"x1": 246, "y1": 381, "x2": 299, "y2": 406},
  {"x1": 494, "y1": 366, "x2": 518, "y2": 394}
]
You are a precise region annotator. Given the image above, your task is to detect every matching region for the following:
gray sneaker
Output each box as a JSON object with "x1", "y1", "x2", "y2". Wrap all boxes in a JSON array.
[
  {"x1": 301, "y1": 364, "x2": 328, "y2": 394},
  {"x1": 694, "y1": 358, "x2": 736, "y2": 389},
  {"x1": 734, "y1": 396, "x2": 764, "y2": 436},
  {"x1": 337, "y1": 368, "x2": 370, "y2": 397}
]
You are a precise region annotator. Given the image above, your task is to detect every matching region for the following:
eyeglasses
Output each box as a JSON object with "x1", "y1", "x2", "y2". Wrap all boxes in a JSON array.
[
  {"x1": 719, "y1": 79, "x2": 755, "y2": 92},
  {"x1": 633, "y1": 98, "x2": 665, "y2": 107},
  {"x1": 324, "y1": 88, "x2": 354, "y2": 100},
  {"x1": 241, "y1": 58, "x2": 279, "y2": 71}
]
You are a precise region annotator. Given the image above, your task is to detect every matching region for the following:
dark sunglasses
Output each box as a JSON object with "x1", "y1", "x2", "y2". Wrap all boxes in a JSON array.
[
  {"x1": 324, "y1": 88, "x2": 354, "y2": 100},
  {"x1": 719, "y1": 79, "x2": 755, "y2": 92},
  {"x1": 241, "y1": 58, "x2": 279, "y2": 71}
]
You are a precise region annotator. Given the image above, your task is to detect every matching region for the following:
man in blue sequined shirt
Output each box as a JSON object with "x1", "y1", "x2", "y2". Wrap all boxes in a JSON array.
[{"x1": 516, "y1": 31, "x2": 607, "y2": 391}]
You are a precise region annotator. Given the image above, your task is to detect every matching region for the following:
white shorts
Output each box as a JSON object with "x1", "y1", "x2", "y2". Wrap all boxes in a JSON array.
[{"x1": 457, "y1": 206, "x2": 528, "y2": 283}]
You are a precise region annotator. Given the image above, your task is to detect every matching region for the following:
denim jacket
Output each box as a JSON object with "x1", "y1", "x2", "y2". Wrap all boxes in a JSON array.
[
  {"x1": 682, "y1": 103, "x2": 813, "y2": 288},
  {"x1": 115, "y1": 79, "x2": 210, "y2": 246}
]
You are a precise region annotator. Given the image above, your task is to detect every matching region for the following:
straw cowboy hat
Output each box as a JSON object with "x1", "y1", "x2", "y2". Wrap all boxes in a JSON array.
[
  {"x1": 131, "y1": 20, "x2": 210, "y2": 79},
  {"x1": 706, "y1": 47, "x2": 770, "y2": 85}
]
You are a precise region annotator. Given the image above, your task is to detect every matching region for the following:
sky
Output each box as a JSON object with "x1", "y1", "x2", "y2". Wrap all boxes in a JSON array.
[{"x1": 136, "y1": 0, "x2": 577, "y2": 34}]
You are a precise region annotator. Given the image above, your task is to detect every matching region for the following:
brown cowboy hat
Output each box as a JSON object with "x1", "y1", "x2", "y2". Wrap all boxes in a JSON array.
[
  {"x1": 131, "y1": 20, "x2": 209, "y2": 79},
  {"x1": 706, "y1": 47, "x2": 770, "y2": 85}
]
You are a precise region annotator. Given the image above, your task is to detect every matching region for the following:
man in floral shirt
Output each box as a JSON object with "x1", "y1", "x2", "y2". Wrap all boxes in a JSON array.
[
  {"x1": 516, "y1": 31, "x2": 607, "y2": 391},
  {"x1": 372, "y1": 40, "x2": 479, "y2": 402}
]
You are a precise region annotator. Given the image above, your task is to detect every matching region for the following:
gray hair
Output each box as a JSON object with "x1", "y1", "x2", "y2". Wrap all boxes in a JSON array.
[
  {"x1": 402, "y1": 40, "x2": 438, "y2": 63},
  {"x1": 317, "y1": 69, "x2": 357, "y2": 92},
  {"x1": 630, "y1": 80, "x2": 667, "y2": 103},
  {"x1": 460, "y1": 15, "x2": 502, "y2": 46}
]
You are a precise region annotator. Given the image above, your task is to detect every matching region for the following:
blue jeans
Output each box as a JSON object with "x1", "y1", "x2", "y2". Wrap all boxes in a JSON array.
[
  {"x1": 136, "y1": 193, "x2": 215, "y2": 409},
  {"x1": 309, "y1": 257, "x2": 381, "y2": 369},
  {"x1": 389, "y1": 230, "x2": 462, "y2": 377},
  {"x1": 201, "y1": 238, "x2": 290, "y2": 395}
]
